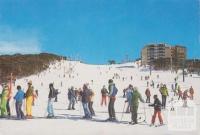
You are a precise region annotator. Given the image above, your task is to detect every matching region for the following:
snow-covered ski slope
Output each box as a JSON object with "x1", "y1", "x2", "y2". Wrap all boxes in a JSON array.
[{"x1": 0, "y1": 60, "x2": 200, "y2": 135}]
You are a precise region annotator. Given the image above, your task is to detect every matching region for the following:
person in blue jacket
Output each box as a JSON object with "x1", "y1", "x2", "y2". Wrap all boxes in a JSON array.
[{"x1": 14, "y1": 85, "x2": 25, "y2": 119}]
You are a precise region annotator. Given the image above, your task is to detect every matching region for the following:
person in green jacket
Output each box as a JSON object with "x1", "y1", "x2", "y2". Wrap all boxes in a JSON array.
[
  {"x1": 0, "y1": 84, "x2": 9, "y2": 118},
  {"x1": 130, "y1": 87, "x2": 145, "y2": 124},
  {"x1": 159, "y1": 84, "x2": 169, "y2": 109}
]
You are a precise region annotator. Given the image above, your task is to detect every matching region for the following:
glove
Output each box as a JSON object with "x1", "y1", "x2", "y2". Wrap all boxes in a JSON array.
[{"x1": 125, "y1": 100, "x2": 128, "y2": 103}]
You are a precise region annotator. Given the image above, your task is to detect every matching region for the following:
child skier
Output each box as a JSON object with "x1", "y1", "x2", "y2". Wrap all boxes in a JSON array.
[
  {"x1": 145, "y1": 88, "x2": 151, "y2": 103},
  {"x1": 149, "y1": 95, "x2": 163, "y2": 126},
  {"x1": 101, "y1": 85, "x2": 108, "y2": 106}
]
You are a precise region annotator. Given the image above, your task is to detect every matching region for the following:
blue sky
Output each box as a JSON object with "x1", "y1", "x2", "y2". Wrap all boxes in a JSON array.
[{"x1": 0, "y1": 0, "x2": 199, "y2": 64}]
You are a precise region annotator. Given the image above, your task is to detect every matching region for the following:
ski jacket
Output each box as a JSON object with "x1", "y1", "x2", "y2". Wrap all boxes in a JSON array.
[
  {"x1": 160, "y1": 87, "x2": 168, "y2": 96},
  {"x1": 189, "y1": 88, "x2": 194, "y2": 94},
  {"x1": 80, "y1": 88, "x2": 91, "y2": 103},
  {"x1": 68, "y1": 89, "x2": 76, "y2": 100},
  {"x1": 1, "y1": 87, "x2": 9, "y2": 102},
  {"x1": 183, "y1": 91, "x2": 189, "y2": 100},
  {"x1": 26, "y1": 86, "x2": 34, "y2": 98},
  {"x1": 48, "y1": 86, "x2": 56, "y2": 99},
  {"x1": 126, "y1": 89, "x2": 132, "y2": 105},
  {"x1": 149, "y1": 98, "x2": 162, "y2": 111},
  {"x1": 145, "y1": 88, "x2": 151, "y2": 97},
  {"x1": 14, "y1": 89, "x2": 25, "y2": 102},
  {"x1": 108, "y1": 83, "x2": 118, "y2": 98},
  {"x1": 131, "y1": 90, "x2": 144, "y2": 107},
  {"x1": 101, "y1": 88, "x2": 108, "y2": 96}
]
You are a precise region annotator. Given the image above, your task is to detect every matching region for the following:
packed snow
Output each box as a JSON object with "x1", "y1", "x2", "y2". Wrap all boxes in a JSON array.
[{"x1": 0, "y1": 60, "x2": 199, "y2": 135}]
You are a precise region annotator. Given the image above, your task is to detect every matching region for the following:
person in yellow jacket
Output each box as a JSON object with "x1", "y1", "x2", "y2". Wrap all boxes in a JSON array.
[
  {"x1": 0, "y1": 84, "x2": 9, "y2": 118},
  {"x1": 25, "y1": 80, "x2": 35, "y2": 119},
  {"x1": 159, "y1": 84, "x2": 169, "y2": 109}
]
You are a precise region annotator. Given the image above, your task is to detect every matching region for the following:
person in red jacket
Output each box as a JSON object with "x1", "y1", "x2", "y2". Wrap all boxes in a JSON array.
[
  {"x1": 145, "y1": 88, "x2": 151, "y2": 103},
  {"x1": 189, "y1": 86, "x2": 194, "y2": 100}
]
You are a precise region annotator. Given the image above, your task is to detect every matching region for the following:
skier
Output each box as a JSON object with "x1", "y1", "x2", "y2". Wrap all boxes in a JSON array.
[
  {"x1": 189, "y1": 86, "x2": 194, "y2": 100},
  {"x1": 88, "y1": 89, "x2": 95, "y2": 116},
  {"x1": 67, "y1": 86, "x2": 76, "y2": 110},
  {"x1": 14, "y1": 85, "x2": 25, "y2": 119},
  {"x1": 80, "y1": 84, "x2": 92, "y2": 119},
  {"x1": 130, "y1": 87, "x2": 144, "y2": 124},
  {"x1": 107, "y1": 79, "x2": 118, "y2": 121},
  {"x1": 101, "y1": 85, "x2": 108, "y2": 106},
  {"x1": 0, "y1": 84, "x2": 9, "y2": 118},
  {"x1": 183, "y1": 90, "x2": 190, "y2": 107},
  {"x1": 25, "y1": 80, "x2": 35, "y2": 119},
  {"x1": 177, "y1": 87, "x2": 183, "y2": 100},
  {"x1": 160, "y1": 84, "x2": 169, "y2": 109},
  {"x1": 47, "y1": 83, "x2": 57, "y2": 118},
  {"x1": 149, "y1": 95, "x2": 163, "y2": 126},
  {"x1": 145, "y1": 88, "x2": 151, "y2": 103},
  {"x1": 125, "y1": 85, "x2": 133, "y2": 113}
]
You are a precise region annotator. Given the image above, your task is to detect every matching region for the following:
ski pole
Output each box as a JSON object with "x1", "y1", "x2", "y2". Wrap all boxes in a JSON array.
[
  {"x1": 120, "y1": 102, "x2": 126, "y2": 122},
  {"x1": 143, "y1": 103, "x2": 147, "y2": 123}
]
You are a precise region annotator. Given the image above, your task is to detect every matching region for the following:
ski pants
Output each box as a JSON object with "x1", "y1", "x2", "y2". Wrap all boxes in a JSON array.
[
  {"x1": 68, "y1": 98, "x2": 75, "y2": 109},
  {"x1": 26, "y1": 96, "x2": 33, "y2": 116},
  {"x1": 101, "y1": 95, "x2": 107, "y2": 106},
  {"x1": 131, "y1": 105, "x2": 138, "y2": 123},
  {"x1": 146, "y1": 96, "x2": 150, "y2": 103},
  {"x1": 151, "y1": 110, "x2": 163, "y2": 124},
  {"x1": 16, "y1": 101, "x2": 24, "y2": 119},
  {"x1": 0, "y1": 98, "x2": 8, "y2": 116},
  {"x1": 47, "y1": 98, "x2": 54, "y2": 116},
  {"x1": 6, "y1": 99, "x2": 11, "y2": 116},
  {"x1": 162, "y1": 95, "x2": 167, "y2": 109},
  {"x1": 108, "y1": 98, "x2": 116, "y2": 119},
  {"x1": 82, "y1": 102, "x2": 91, "y2": 118},
  {"x1": 88, "y1": 101, "x2": 95, "y2": 116}
]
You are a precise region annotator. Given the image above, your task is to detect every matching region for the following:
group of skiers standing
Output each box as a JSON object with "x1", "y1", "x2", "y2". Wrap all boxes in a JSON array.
[{"x1": 0, "y1": 80, "x2": 37, "y2": 119}]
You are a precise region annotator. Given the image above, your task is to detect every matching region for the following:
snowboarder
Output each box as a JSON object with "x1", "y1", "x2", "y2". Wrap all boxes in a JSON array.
[
  {"x1": 107, "y1": 79, "x2": 118, "y2": 121},
  {"x1": 145, "y1": 88, "x2": 151, "y2": 103},
  {"x1": 0, "y1": 84, "x2": 9, "y2": 118},
  {"x1": 160, "y1": 84, "x2": 169, "y2": 109},
  {"x1": 101, "y1": 85, "x2": 108, "y2": 106},
  {"x1": 130, "y1": 87, "x2": 144, "y2": 124},
  {"x1": 47, "y1": 83, "x2": 57, "y2": 118},
  {"x1": 189, "y1": 86, "x2": 194, "y2": 100},
  {"x1": 80, "y1": 84, "x2": 92, "y2": 119},
  {"x1": 14, "y1": 85, "x2": 25, "y2": 119},
  {"x1": 67, "y1": 86, "x2": 76, "y2": 110},
  {"x1": 125, "y1": 85, "x2": 133, "y2": 113},
  {"x1": 25, "y1": 80, "x2": 35, "y2": 119},
  {"x1": 149, "y1": 95, "x2": 163, "y2": 126}
]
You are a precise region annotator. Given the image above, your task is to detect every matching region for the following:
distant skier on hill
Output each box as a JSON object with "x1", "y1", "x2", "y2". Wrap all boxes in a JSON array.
[
  {"x1": 149, "y1": 95, "x2": 163, "y2": 126},
  {"x1": 177, "y1": 87, "x2": 183, "y2": 100},
  {"x1": 107, "y1": 79, "x2": 118, "y2": 121},
  {"x1": 145, "y1": 88, "x2": 151, "y2": 103},
  {"x1": 189, "y1": 86, "x2": 194, "y2": 100},
  {"x1": 101, "y1": 85, "x2": 108, "y2": 106}
]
